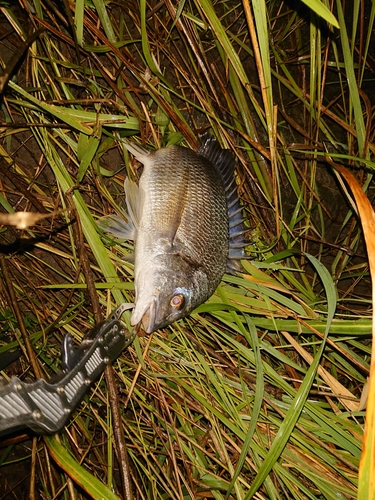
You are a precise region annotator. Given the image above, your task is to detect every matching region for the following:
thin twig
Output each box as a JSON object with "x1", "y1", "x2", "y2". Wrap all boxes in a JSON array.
[
  {"x1": 73, "y1": 214, "x2": 134, "y2": 500},
  {"x1": 0, "y1": 254, "x2": 42, "y2": 378}
]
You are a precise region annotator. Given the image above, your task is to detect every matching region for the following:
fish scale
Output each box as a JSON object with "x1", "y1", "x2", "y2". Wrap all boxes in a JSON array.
[
  {"x1": 100, "y1": 134, "x2": 246, "y2": 333},
  {"x1": 137, "y1": 146, "x2": 228, "y2": 282}
]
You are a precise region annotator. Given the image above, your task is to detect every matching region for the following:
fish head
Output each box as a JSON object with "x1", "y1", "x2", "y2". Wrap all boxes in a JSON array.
[{"x1": 131, "y1": 254, "x2": 208, "y2": 333}]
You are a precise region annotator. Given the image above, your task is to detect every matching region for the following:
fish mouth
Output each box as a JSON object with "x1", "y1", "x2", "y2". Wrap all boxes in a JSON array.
[{"x1": 131, "y1": 297, "x2": 157, "y2": 334}]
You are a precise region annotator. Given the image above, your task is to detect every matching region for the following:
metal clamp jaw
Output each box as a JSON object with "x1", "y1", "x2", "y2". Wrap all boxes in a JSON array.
[{"x1": 0, "y1": 303, "x2": 135, "y2": 435}]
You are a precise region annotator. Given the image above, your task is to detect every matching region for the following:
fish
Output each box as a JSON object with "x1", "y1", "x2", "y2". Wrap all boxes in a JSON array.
[{"x1": 99, "y1": 134, "x2": 247, "y2": 333}]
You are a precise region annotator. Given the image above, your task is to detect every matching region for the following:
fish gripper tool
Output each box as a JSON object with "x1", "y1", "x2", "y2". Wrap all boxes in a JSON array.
[{"x1": 0, "y1": 303, "x2": 135, "y2": 436}]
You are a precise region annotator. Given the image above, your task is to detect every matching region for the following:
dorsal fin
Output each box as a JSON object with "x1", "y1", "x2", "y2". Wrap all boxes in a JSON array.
[
  {"x1": 198, "y1": 133, "x2": 248, "y2": 273},
  {"x1": 197, "y1": 133, "x2": 236, "y2": 183}
]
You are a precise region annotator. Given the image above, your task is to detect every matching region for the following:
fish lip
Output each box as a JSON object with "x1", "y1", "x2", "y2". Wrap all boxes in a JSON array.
[{"x1": 131, "y1": 297, "x2": 157, "y2": 334}]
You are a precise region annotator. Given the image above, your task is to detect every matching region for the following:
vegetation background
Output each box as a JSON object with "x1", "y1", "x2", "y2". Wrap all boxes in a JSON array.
[{"x1": 0, "y1": 0, "x2": 373, "y2": 498}]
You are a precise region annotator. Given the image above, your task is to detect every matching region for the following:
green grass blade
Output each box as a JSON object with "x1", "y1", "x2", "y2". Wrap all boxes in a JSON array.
[
  {"x1": 300, "y1": 0, "x2": 339, "y2": 27},
  {"x1": 45, "y1": 436, "x2": 120, "y2": 500}
]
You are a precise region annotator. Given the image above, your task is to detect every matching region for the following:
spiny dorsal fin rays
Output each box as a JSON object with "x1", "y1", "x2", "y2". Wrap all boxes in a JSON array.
[
  {"x1": 230, "y1": 217, "x2": 247, "y2": 229},
  {"x1": 196, "y1": 134, "x2": 249, "y2": 274},
  {"x1": 226, "y1": 260, "x2": 244, "y2": 273},
  {"x1": 230, "y1": 228, "x2": 248, "y2": 239}
]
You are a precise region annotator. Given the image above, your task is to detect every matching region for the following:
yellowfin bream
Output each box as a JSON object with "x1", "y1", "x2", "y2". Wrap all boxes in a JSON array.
[{"x1": 100, "y1": 134, "x2": 246, "y2": 333}]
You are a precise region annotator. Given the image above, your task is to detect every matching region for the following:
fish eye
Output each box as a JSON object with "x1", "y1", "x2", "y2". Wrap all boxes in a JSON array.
[{"x1": 170, "y1": 293, "x2": 185, "y2": 310}]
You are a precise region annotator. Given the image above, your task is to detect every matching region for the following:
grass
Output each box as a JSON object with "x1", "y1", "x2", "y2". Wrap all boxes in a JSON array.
[{"x1": 0, "y1": 0, "x2": 374, "y2": 498}]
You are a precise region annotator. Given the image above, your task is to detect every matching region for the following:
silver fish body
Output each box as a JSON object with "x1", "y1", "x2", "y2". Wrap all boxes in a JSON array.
[{"x1": 101, "y1": 135, "x2": 245, "y2": 333}]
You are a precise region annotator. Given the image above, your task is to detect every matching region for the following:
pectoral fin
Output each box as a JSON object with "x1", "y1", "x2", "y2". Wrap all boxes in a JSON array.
[
  {"x1": 98, "y1": 214, "x2": 136, "y2": 240},
  {"x1": 98, "y1": 178, "x2": 143, "y2": 242},
  {"x1": 124, "y1": 178, "x2": 142, "y2": 230}
]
